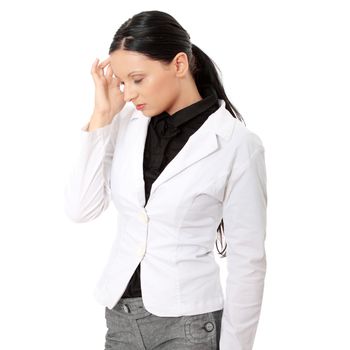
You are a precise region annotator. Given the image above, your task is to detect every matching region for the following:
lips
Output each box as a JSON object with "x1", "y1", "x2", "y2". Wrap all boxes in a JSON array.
[{"x1": 136, "y1": 104, "x2": 145, "y2": 110}]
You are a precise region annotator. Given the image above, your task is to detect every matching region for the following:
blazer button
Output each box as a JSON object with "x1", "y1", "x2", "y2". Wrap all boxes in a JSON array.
[
  {"x1": 136, "y1": 243, "x2": 146, "y2": 257},
  {"x1": 204, "y1": 321, "x2": 214, "y2": 332},
  {"x1": 138, "y1": 209, "x2": 149, "y2": 223}
]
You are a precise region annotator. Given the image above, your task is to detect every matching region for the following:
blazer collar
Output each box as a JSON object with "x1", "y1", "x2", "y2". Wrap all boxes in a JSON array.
[
  {"x1": 126, "y1": 99, "x2": 238, "y2": 205},
  {"x1": 150, "y1": 86, "x2": 219, "y2": 129},
  {"x1": 130, "y1": 99, "x2": 236, "y2": 142}
]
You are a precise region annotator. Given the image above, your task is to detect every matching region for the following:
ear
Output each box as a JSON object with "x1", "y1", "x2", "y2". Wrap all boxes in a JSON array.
[{"x1": 172, "y1": 52, "x2": 189, "y2": 78}]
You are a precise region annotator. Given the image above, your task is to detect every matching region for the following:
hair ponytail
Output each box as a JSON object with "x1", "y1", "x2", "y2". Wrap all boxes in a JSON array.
[{"x1": 190, "y1": 44, "x2": 245, "y2": 126}]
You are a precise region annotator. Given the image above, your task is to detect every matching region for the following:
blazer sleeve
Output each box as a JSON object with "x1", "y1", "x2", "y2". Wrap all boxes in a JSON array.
[
  {"x1": 219, "y1": 137, "x2": 267, "y2": 350},
  {"x1": 63, "y1": 106, "x2": 132, "y2": 223}
]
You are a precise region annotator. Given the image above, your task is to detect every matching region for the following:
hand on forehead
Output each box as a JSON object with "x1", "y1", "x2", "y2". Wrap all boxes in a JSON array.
[{"x1": 98, "y1": 56, "x2": 111, "y2": 68}]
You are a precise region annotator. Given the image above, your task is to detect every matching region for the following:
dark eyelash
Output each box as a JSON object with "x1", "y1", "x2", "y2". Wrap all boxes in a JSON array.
[{"x1": 120, "y1": 79, "x2": 143, "y2": 85}]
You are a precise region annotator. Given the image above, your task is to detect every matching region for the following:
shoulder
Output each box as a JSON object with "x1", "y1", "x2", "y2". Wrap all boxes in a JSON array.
[
  {"x1": 105, "y1": 103, "x2": 136, "y2": 145},
  {"x1": 234, "y1": 119, "x2": 264, "y2": 152},
  {"x1": 109, "y1": 103, "x2": 136, "y2": 132},
  {"x1": 114, "y1": 103, "x2": 136, "y2": 124},
  {"x1": 218, "y1": 105, "x2": 264, "y2": 154},
  {"x1": 224, "y1": 115, "x2": 265, "y2": 169}
]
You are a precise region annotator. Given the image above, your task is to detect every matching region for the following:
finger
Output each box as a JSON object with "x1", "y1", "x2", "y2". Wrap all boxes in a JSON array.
[
  {"x1": 106, "y1": 64, "x2": 113, "y2": 83},
  {"x1": 114, "y1": 75, "x2": 122, "y2": 88},
  {"x1": 91, "y1": 58, "x2": 99, "y2": 74},
  {"x1": 91, "y1": 58, "x2": 106, "y2": 82},
  {"x1": 109, "y1": 74, "x2": 122, "y2": 92},
  {"x1": 91, "y1": 58, "x2": 103, "y2": 75},
  {"x1": 98, "y1": 56, "x2": 111, "y2": 69},
  {"x1": 95, "y1": 59, "x2": 106, "y2": 79}
]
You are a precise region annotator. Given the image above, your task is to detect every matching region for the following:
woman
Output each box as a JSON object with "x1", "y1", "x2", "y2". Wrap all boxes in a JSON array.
[{"x1": 64, "y1": 10, "x2": 267, "y2": 350}]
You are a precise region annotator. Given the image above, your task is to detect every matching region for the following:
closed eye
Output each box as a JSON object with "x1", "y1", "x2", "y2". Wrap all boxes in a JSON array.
[{"x1": 120, "y1": 79, "x2": 143, "y2": 85}]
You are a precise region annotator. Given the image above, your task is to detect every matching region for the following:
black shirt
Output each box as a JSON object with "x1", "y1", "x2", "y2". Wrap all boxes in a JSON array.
[{"x1": 121, "y1": 85, "x2": 220, "y2": 298}]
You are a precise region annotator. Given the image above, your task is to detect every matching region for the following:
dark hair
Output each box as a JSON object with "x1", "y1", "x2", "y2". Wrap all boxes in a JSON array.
[{"x1": 108, "y1": 10, "x2": 246, "y2": 258}]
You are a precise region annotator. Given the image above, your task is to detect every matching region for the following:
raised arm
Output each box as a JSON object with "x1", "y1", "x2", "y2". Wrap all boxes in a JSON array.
[
  {"x1": 64, "y1": 56, "x2": 129, "y2": 222},
  {"x1": 63, "y1": 110, "x2": 124, "y2": 223}
]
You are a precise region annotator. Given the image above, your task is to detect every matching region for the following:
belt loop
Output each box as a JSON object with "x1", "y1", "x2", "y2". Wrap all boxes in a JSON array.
[{"x1": 123, "y1": 304, "x2": 131, "y2": 313}]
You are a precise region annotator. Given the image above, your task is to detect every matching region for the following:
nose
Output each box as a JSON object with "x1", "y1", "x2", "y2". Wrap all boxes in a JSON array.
[{"x1": 122, "y1": 84, "x2": 137, "y2": 103}]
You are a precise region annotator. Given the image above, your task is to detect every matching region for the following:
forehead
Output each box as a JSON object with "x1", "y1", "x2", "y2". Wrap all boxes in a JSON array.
[{"x1": 110, "y1": 50, "x2": 157, "y2": 77}]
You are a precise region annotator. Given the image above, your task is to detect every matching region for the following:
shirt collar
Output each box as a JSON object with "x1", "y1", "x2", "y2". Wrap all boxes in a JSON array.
[{"x1": 151, "y1": 85, "x2": 218, "y2": 129}]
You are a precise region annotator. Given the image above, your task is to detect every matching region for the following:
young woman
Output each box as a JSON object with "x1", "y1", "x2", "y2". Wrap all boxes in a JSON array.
[{"x1": 64, "y1": 10, "x2": 267, "y2": 350}]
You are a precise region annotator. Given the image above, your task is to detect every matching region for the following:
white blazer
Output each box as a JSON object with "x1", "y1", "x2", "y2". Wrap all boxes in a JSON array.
[{"x1": 64, "y1": 99, "x2": 267, "y2": 350}]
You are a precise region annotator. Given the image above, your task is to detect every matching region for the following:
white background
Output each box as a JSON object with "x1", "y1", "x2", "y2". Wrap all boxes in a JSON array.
[{"x1": 0, "y1": 0, "x2": 349, "y2": 349}]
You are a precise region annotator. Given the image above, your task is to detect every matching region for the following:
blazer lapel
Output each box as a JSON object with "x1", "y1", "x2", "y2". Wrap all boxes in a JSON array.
[
  {"x1": 149, "y1": 126, "x2": 218, "y2": 198},
  {"x1": 126, "y1": 110, "x2": 151, "y2": 206},
  {"x1": 125, "y1": 99, "x2": 236, "y2": 206}
]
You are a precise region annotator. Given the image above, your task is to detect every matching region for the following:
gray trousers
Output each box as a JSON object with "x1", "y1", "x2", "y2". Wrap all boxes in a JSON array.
[{"x1": 104, "y1": 296, "x2": 223, "y2": 350}]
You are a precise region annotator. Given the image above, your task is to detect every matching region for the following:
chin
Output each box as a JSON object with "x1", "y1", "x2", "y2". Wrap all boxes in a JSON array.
[
  {"x1": 140, "y1": 110, "x2": 150, "y2": 117},
  {"x1": 142, "y1": 109, "x2": 159, "y2": 118}
]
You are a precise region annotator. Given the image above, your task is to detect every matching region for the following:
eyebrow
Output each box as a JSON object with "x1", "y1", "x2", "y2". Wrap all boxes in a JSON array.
[{"x1": 114, "y1": 71, "x2": 144, "y2": 79}]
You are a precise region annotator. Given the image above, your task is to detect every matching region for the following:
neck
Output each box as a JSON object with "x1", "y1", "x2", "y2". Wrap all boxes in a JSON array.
[{"x1": 166, "y1": 79, "x2": 202, "y2": 116}]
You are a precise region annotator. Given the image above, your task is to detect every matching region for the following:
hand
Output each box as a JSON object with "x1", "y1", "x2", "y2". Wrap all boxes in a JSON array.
[{"x1": 90, "y1": 56, "x2": 126, "y2": 120}]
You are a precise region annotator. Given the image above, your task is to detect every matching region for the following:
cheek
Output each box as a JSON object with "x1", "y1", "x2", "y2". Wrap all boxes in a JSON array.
[{"x1": 147, "y1": 74, "x2": 177, "y2": 99}]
